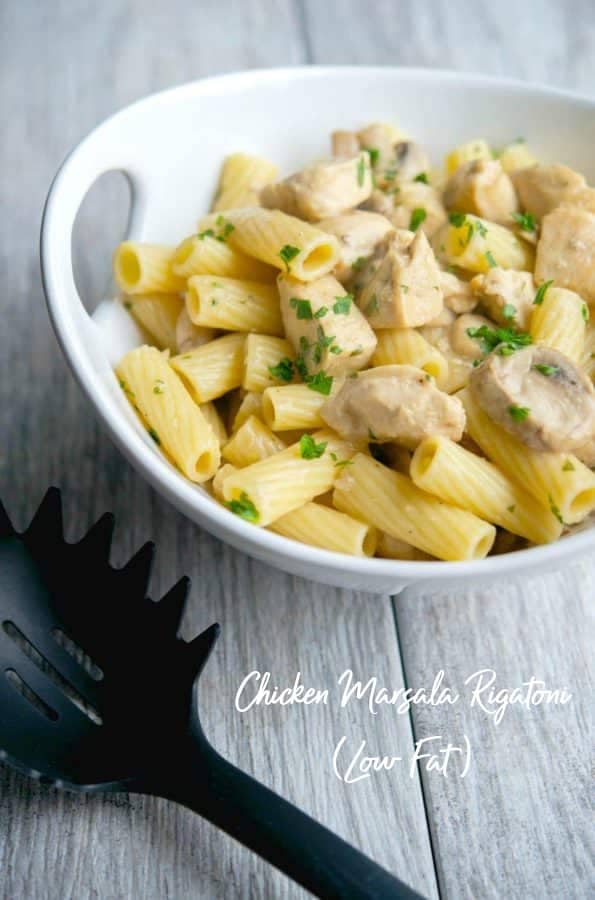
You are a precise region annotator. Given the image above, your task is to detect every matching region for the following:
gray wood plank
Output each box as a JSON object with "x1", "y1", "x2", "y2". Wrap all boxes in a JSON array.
[
  {"x1": 301, "y1": 2, "x2": 595, "y2": 898},
  {"x1": 0, "y1": 1, "x2": 437, "y2": 898}
]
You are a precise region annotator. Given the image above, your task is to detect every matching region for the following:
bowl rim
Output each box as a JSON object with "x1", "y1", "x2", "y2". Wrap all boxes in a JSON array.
[{"x1": 40, "y1": 65, "x2": 595, "y2": 584}]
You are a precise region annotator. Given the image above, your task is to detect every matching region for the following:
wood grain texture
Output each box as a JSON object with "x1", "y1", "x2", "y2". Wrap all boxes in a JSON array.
[{"x1": 0, "y1": 2, "x2": 436, "y2": 899}]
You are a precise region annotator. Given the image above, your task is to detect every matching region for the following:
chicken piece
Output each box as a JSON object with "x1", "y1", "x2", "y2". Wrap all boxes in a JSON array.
[
  {"x1": 470, "y1": 345, "x2": 595, "y2": 452},
  {"x1": 278, "y1": 273, "x2": 376, "y2": 377},
  {"x1": 450, "y1": 313, "x2": 497, "y2": 360},
  {"x1": 175, "y1": 308, "x2": 217, "y2": 353},
  {"x1": 426, "y1": 306, "x2": 456, "y2": 327},
  {"x1": 260, "y1": 153, "x2": 373, "y2": 221},
  {"x1": 331, "y1": 130, "x2": 360, "y2": 157},
  {"x1": 535, "y1": 207, "x2": 595, "y2": 305},
  {"x1": 388, "y1": 183, "x2": 448, "y2": 238},
  {"x1": 440, "y1": 271, "x2": 477, "y2": 314},
  {"x1": 443, "y1": 159, "x2": 519, "y2": 225},
  {"x1": 559, "y1": 187, "x2": 595, "y2": 214},
  {"x1": 321, "y1": 364, "x2": 465, "y2": 450},
  {"x1": 360, "y1": 189, "x2": 395, "y2": 216},
  {"x1": 511, "y1": 163, "x2": 586, "y2": 221},
  {"x1": 317, "y1": 211, "x2": 394, "y2": 284},
  {"x1": 357, "y1": 230, "x2": 443, "y2": 328},
  {"x1": 471, "y1": 268, "x2": 535, "y2": 329}
]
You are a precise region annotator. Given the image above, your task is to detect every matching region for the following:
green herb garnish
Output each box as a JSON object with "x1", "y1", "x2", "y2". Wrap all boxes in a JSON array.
[
  {"x1": 226, "y1": 491, "x2": 259, "y2": 523},
  {"x1": 333, "y1": 295, "x2": 353, "y2": 315},
  {"x1": 299, "y1": 434, "x2": 328, "y2": 459},
  {"x1": 268, "y1": 357, "x2": 294, "y2": 382},
  {"x1": 512, "y1": 211, "x2": 536, "y2": 232},
  {"x1": 485, "y1": 250, "x2": 497, "y2": 268},
  {"x1": 305, "y1": 371, "x2": 333, "y2": 395},
  {"x1": 562, "y1": 460, "x2": 576, "y2": 472},
  {"x1": 466, "y1": 324, "x2": 532, "y2": 356},
  {"x1": 279, "y1": 244, "x2": 300, "y2": 270},
  {"x1": 364, "y1": 294, "x2": 379, "y2": 316},
  {"x1": 502, "y1": 303, "x2": 517, "y2": 321},
  {"x1": 533, "y1": 364, "x2": 559, "y2": 377},
  {"x1": 548, "y1": 495, "x2": 565, "y2": 525},
  {"x1": 356, "y1": 156, "x2": 366, "y2": 186},
  {"x1": 409, "y1": 207, "x2": 427, "y2": 231},
  {"x1": 533, "y1": 280, "x2": 553, "y2": 306},
  {"x1": 413, "y1": 172, "x2": 429, "y2": 184},
  {"x1": 352, "y1": 256, "x2": 367, "y2": 272},
  {"x1": 290, "y1": 297, "x2": 313, "y2": 319},
  {"x1": 147, "y1": 427, "x2": 161, "y2": 445},
  {"x1": 314, "y1": 306, "x2": 328, "y2": 319},
  {"x1": 153, "y1": 379, "x2": 165, "y2": 394},
  {"x1": 582, "y1": 303, "x2": 589, "y2": 323},
  {"x1": 508, "y1": 405, "x2": 530, "y2": 422},
  {"x1": 363, "y1": 147, "x2": 380, "y2": 167},
  {"x1": 449, "y1": 212, "x2": 467, "y2": 227}
]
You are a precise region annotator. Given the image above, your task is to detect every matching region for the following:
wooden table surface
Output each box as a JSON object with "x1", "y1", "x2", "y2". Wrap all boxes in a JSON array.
[{"x1": 1, "y1": 2, "x2": 593, "y2": 898}]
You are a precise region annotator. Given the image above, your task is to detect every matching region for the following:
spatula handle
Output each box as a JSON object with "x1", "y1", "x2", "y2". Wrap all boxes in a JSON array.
[{"x1": 164, "y1": 738, "x2": 425, "y2": 900}]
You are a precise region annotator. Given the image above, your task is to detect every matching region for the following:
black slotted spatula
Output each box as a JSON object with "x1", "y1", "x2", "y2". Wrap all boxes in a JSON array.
[{"x1": 0, "y1": 488, "x2": 424, "y2": 900}]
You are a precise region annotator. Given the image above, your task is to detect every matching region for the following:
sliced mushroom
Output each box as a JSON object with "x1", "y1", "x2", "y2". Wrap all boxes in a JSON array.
[
  {"x1": 388, "y1": 182, "x2": 448, "y2": 238},
  {"x1": 317, "y1": 211, "x2": 394, "y2": 284},
  {"x1": 535, "y1": 206, "x2": 595, "y2": 304},
  {"x1": 357, "y1": 229, "x2": 443, "y2": 328},
  {"x1": 320, "y1": 364, "x2": 466, "y2": 450},
  {"x1": 260, "y1": 153, "x2": 373, "y2": 221},
  {"x1": 440, "y1": 270, "x2": 477, "y2": 314},
  {"x1": 278, "y1": 273, "x2": 377, "y2": 377},
  {"x1": 450, "y1": 313, "x2": 496, "y2": 360},
  {"x1": 392, "y1": 141, "x2": 430, "y2": 184},
  {"x1": 469, "y1": 345, "x2": 595, "y2": 451},
  {"x1": 511, "y1": 163, "x2": 586, "y2": 221},
  {"x1": 470, "y1": 268, "x2": 535, "y2": 329},
  {"x1": 444, "y1": 159, "x2": 519, "y2": 225},
  {"x1": 176, "y1": 307, "x2": 217, "y2": 353}
]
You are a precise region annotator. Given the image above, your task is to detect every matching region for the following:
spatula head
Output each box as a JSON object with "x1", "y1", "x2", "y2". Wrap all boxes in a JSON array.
[{"x1": 0, "y1": 489, "x2": 219, "y2": 790}]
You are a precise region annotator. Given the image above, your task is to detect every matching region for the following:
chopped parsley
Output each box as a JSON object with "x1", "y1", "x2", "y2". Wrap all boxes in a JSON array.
[
  {"x1": 413, "y1": 172, "x2": 429, "y2": 184},
  {"x1": 197, "y1": 227, "x2": 215, "y2": 240},
  {"x1": 305, "y1": 371, "x2": 333, "y2": 395},
  {"x1": 329, "y1": 344, "x2": 343, "y2": 354},
  {"x1": 409, "y1": 207, "x2": 427, "y2": 231},
  {"x1": 314, "y1": 306, "x2": 328, "y2": 319},
  {"x1": 548, "y1": 495, "x2": 565, "y2": 525},
  {"x1": 384, "y1": 167, "x2": 398, "y2": 182},
  {"x1": 356, "y1": 156, "x2": 366, "y2": 187},
  {"x1": 363, "y1": 147, "x2": 380, "y2": 167},
  {"x1": 400, "y1": 284, "x2": 410, "y2": 294},
  {"x1": 299, "y1": 434, "x2": 328, "y2": 459},
  {"x1": 533, "y1": 280, "x2": 553, "y2": 305},
  {"x1": 268, "y1": 357, "x2": 294, "y2": 382},
  {"x1": 485, "y1": 250, "x2": 497, "y2": 268},
  {"x1": 508, "y1": 405, "x2": 530, "y2": 422},
  {"x1": 279, "y1": 244, "x2": 300, "y2": 270},
  {"x1": 449, "y1": 212, "x2": 467, "y2": 227},
  {"x1": 507, "y1": 504, "x2": 516, "y2": 514},
  {"x1": 502, "y1": 303, "x2": 517, "y2": 321},
  {"x1": 153, "y1": 379, "x2": 165, "y2": 394},
  {"x1": 123, "y1": 300, "x2": 133, "y2": 310},
  {"x1": 582, "y1": 303, "x2": 589, "y2": 323},
  {"x1": 475, "y1": 220, "x2": 488, "y2": 238},
  {"x1": 119, "y1": 379, "x2": 135, "y2": 398},
  {"x1": 512, "y1": 211, "x2": 537, "y2": 232},
  {"x1": 562, "y1": 460, "x2": 576, "y2": 472},
  {"x1": 290, "y1": 297, "x2": 313, "y2": 319},
  {"x1": 197, "y1": 216, "x2": 234, "y2": 243},
  {"x1": 333, "y1": 294, "x2": 353, "y2": 315},
  {"x1": 466, "y1": 324, "x2": 532, "y2": 356},
  {"x1": 312, "y1": 325, "x2": 336, "y2": 364},
  {"x1": 352, "y1": 256, "x2": 367, "y2": 272},
  {"x1": 226, "y1": 491, "x2": 259, "y2": 523},
  {"x1": 147, "y1": 427, "x2": 161, "y2": 445},
  {"x1": 295, "y1": 355, "x2": 308, "y2": 380},
  {"x1": 364, "y1": 294, "x2": 379, "y2": 316},
  {"x1": 533, "y1": 363, "x2": 559, "y2": 377}
]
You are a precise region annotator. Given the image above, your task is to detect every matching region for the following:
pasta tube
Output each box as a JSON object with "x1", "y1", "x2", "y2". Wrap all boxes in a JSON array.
[
  {"x1": 225, "y1": 208, "x2": 341, "y2": 281},
  {"x1": 222, "y1": 415, "x2": 286, "y2": 467},
  {"x1": 270, "y1": 502, "x2": 377, "y2": 556},
  {"x1": 116, "y1": 346, "x2": 220, "y2": 482},
  {"x1": 333, "y1": 453, "x2": 495, "y2": 561},
  {"x1": 170, "y1": 333, "x2": 245, "y2": 402},
  {"x1": 113, "y1": 242, "x2": 185, "y2": 294},
  {"x1": 230, "y1": 391, "x2": 263, "y2": 432},
  {"x1": 442, "y1": 214, "x2": 534, "y2": 274},
  {"x1": 172, "y1": 233, "x2": 276, "y2": 281},
  {"x1": 372, "y1": 329, "x2": 449, "y2": 387},
  {"x1": 199, "y1": 401, "x2": 228, "y2": 446},
  {"x1": 243, "y1": 335, "x2": 295, "y2": 392},
  {"x1": 530, "y1": 286, "x2": 587, "y2": 364},
  {"x1": 410, "y1": 436, "x2": 562, "y2": 543},
  {"x1": 459, "y1": 387, "x2": 595, "y2": 524},
  {"x1": 262, "y1": 383, "x2": 329, "y2": 431},
  {"x1": 186, "y1": 276, "x2": 283, "y2": 335},
  {"x1": 124, "y1": 293, "x2": 183, "y2": 352},
  {"x1": 498, "y1": 141, "x2": 537, "y2": 173},
  {"x1": 212, "y1": 152, "x2": 278, "y2": 211}
]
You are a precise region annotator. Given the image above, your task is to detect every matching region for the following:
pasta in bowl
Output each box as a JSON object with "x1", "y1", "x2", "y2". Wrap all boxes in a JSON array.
[{"x1": 41, "y1": 68, "x2": 595, "y2": 592}]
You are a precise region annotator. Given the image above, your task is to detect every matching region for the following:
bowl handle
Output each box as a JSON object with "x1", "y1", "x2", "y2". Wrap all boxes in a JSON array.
[{"x1": 40, "y1": 134, "x2": 148, "y2": 337}]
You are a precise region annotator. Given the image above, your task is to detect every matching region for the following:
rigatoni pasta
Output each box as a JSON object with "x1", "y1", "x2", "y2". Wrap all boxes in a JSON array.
[{"x1": 112, "y1": 120, "x2": 595, "y2": 561}]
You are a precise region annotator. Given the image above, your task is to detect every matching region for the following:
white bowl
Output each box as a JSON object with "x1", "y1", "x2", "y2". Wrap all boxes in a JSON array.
[{"x1": 41, "y1": 67, "x2": 595, "y2": 594}]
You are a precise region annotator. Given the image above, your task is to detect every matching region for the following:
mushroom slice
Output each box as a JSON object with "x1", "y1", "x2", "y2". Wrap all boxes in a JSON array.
[
  {"x1": 470, "y1": 268, "x2": 535, "y2": 329},
  {"x1": 320, "y1": 364, "x2": 466, "y2": 450},
  {"x1": 392, "y1": 141, "x2": 430, "y2": 184},
  {"x1": 511, "y1": 163, "x2": 586, "y2": 221},
  {"x1": 357, "y1": 229, "x2": 443, "y2": 328},
  {"x1": 444, "y1": 159, "x2": 519, "y2": 225},
  {"x1": 317, "y1": 211, "x2": 394, "y2": 284},
  {"x1": 260, "y1": 153, "x2": 373, "y2": 221},
  {"x1": 469, "y1": 345, "x2": 595, "y2": 452}
]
